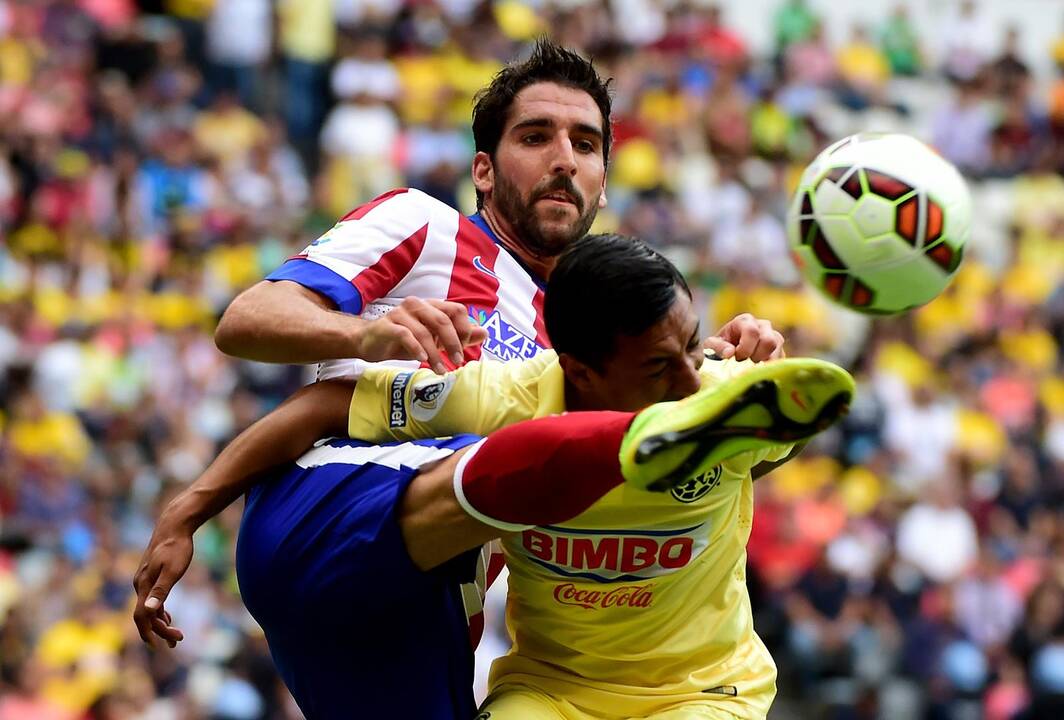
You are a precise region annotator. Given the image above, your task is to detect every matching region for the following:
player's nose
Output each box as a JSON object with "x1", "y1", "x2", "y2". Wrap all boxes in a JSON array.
[
  {"x1": 550, "y1": 136, "x2": 578, "y2": 175},
  {"x1": 672, "y1": 361, "x2": 702, "y2": 400}
]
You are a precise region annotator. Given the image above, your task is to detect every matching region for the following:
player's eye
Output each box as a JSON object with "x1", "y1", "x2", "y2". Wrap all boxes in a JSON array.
[
  {"x1": 522, "y1": 133, "x2": 545, "y2": 145},
  {"x1": 575, "y1": 139, "x2": 596, "y2": 153}
]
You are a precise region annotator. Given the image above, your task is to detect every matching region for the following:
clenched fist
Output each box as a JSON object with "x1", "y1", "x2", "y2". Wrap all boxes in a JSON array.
[{"x1": 356, "y1": 298, "x2": 488, "y2": 374}]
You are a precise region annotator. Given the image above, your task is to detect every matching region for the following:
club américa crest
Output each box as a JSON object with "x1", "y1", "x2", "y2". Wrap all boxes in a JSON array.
[{"x1": 670, "y1": 465, "x2": 723, "y2": 503}]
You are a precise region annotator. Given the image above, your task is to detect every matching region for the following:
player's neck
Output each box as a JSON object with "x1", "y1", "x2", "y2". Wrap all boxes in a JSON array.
[
  {"x1": 563, "y1": 379, "x2": 598, "y2": 412},
  {"x1": 479, "y1": 205, "x2": 557, "y2": 280}
]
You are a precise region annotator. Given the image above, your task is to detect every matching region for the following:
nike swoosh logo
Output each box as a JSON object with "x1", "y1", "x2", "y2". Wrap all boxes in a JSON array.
[{"x1": 472, "y1": 255, "x2": 498, "y2": 279}]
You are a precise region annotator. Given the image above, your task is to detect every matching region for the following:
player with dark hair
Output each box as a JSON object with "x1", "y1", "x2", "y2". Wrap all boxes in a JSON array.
[
  {"x1": 333, "y1": 236, "x2": 851, "y2": 719},
  {"x1": 469, "y1": 39, "x2": 613, "y2": 253},
  {"x1": 136, "y1": 40, "x2": 788, "y2": 661},
  {"x1": 134, "y1": 235, "x2": 853, "y2": 719},
  {"x1": 212, "y1": 39, "x2": 617, "y2": 373},
  {"x1": 211, "y1": 39, "x2": 774, "y2": 375}
]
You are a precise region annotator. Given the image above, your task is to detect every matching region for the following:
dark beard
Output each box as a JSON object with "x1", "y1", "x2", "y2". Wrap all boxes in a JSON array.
[{"x1": 492, "y1": 172, "x2": 599, "y2": 258}]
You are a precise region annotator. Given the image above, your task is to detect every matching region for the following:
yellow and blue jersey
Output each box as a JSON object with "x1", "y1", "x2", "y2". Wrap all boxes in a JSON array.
[{"x1": 348, "y1": 352, "x2": 790, "y2": 718}]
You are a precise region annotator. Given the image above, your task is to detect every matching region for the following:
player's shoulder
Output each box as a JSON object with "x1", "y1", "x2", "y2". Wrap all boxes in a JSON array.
[
  {"x1": 461, "y1": 349, "x2": 559, "y2": 381},
  {"x1": 528, "y1": 348, "x2": 560, "y2": 372},
  {"x1": 442, "y1": 352, "x2": 559, "y2": 411},
  {"x1": 338, "y1": 187, "x2": 460, "y2": 225},
  {"x1": 500, "y1": 349, "x2": 560, "y2": 380}
]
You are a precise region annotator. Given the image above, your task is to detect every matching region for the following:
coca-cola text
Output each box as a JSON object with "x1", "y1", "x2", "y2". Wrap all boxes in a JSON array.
[{"x1": 552, "y1": 582, "x2": 655, "y2": 609}]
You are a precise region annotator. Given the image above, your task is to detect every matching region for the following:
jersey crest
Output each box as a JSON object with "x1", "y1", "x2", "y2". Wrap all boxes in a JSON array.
[{"x1": 671, "y1": 465, "x2": 723, "y2": 503}]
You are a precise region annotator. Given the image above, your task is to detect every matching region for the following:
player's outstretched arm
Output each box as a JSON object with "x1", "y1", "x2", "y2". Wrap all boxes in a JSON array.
[
  {"x1": 215, "y1": 281, "x2": 485, "y2": 373},
  {"x1": 403, "y1": 359, "x2": 853, "y2": 569},
  {"x1": 132, "y1": 379, "x2": 354, "y2": 648},
  {"x1": 347, "y1": 352, "x2": 557, "y2": 444},
  {"x1": 400, "y1": 411, "x2": 636, "y2": 570}
]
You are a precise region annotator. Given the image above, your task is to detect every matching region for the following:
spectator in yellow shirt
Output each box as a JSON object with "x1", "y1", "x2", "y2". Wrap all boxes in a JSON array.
[
  {"x1": 278, "y1": 0, "x2": 336, "y2": 169},
  {"x1": 193, "y1": 92, "x2": 266, "y2": 169},
  {"x1": 836, "y1": 25, "x2": 891, "y2": 111}
]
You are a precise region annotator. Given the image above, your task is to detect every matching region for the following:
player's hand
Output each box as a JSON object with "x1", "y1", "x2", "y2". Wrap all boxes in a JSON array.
[
  {"x1": 133, "y1": 510, "x2": 194, "y2": 649},
  {"x1": 356, "y1": 298, "x2": 488, "y2": 374},
  {"x1": 704, "y1": 313, "x2": 786, "y2": 362}
]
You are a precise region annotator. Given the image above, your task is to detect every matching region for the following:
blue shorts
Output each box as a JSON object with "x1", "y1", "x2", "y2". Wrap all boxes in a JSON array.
[{"x1": 235, "y1": 435, "x2": 483, "y2": 720}]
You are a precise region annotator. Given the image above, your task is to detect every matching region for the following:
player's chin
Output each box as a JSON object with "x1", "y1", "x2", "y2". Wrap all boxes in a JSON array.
[
  {"x1": 535, "y1": 208, "x2": 592, "y2": 240},
  {"x1": 533, "y1": 220, "x2": 585, "y2": 253}
]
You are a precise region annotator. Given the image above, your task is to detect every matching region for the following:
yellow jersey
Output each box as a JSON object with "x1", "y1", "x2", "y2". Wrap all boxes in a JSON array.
[{"x1": 348, "y1": 351, "x2": 789, "y2": 718}]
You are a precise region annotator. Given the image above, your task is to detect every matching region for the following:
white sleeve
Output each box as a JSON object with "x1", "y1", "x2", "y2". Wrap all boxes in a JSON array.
[{"x1": 265, "y1": 188, "x2": 440, "y2": 313}]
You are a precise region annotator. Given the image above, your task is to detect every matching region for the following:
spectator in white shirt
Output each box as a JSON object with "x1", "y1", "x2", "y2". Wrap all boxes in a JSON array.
[
  {"x1": 940, "y1": 0, "x2": 996, "y2": 82},
  {"x1": 330, "y1": 29, "x2": 401, "y2": 104},
  {"x1": 206, "y1": 0, "x2": 271, "y2": 111},
  {"x1": 882, "y1": 382, "x2": 958, "y2": 494},
  {"x1": 897, "y1": 478, "x2": 979, "y2": 584},
  {"x1": 953, "y1": 546, "x2": 1023, "y2": 648}
]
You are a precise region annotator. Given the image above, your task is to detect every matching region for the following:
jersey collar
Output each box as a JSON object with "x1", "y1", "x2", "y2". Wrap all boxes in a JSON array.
[{"x1": 467, "y1": 212, "x2": 548, "y2": 290}]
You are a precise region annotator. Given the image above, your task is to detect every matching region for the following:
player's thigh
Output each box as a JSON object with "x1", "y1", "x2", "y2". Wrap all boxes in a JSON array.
[
  {"x1": 237, "y1": 436, "x2": 482, "y2": 612},
  {"x1": 479, "y1": 684, "x2": 588, "y2": 720},
  {"x1": 638, "y1": 703, "x2": 744, "y2": 720},
  {"x1": 236, "y1": 465, "x2": 414, "y2": 614}
]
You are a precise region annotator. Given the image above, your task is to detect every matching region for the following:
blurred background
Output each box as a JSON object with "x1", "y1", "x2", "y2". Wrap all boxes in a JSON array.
[{"x1": 1, "y1": 0, "x2": 1063, "y2": 718}]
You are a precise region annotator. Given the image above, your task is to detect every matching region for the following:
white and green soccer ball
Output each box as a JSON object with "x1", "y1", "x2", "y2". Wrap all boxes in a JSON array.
[{"x1": 787, "y1": 133, "x2": 972, "y2": 315}]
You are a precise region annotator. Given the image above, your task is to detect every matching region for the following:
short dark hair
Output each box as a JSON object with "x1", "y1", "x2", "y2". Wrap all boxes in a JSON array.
[
  {"x1": 472, "y1": 39, "x2": 613, "y2": 207},
  {"x1": 545, "y1": 234, "x2": 691, "y2": 370}
]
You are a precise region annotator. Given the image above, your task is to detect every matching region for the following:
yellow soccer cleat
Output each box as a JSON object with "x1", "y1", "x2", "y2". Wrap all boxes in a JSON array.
[{"x1": 621, "y1": 358, "x2": 856, "y2": 492}]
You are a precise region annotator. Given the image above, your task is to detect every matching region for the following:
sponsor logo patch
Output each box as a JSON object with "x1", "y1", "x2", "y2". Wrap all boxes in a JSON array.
[
  {"x1": 469, "y1": 308, "x2": 542, "y2": 362},
  {"x1": 409, "y1": 375, "x2": 455, "y2": 422},
  {"x1": 389, "y1": 372, "x2": 412, "y2": 427},
  {"x1": 309, "y1": 222, "x2": 342, "y2": 246},
  {"x1": 519, "y1": 521, "x2": 711, "y2": 582},
  {"x1": 552, "y1": 582, "x2": 655, "y2": 610}
]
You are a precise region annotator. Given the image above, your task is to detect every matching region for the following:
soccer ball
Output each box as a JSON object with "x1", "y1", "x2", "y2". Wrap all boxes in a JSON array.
[{"x1": 787, "y1": 133, "x2": 971, "y2": 315}]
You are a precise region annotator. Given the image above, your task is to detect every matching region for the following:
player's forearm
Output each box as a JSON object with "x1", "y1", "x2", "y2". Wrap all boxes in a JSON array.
[
  {"x1": 215, "y1": 281, "x2": 368, "y2": 363},
  {"x1": 162, "y1": 381, "x2": 355, "y2": 532},
  {"x1": 402, "y1": 411, "x2": 633, "y2": 570}
]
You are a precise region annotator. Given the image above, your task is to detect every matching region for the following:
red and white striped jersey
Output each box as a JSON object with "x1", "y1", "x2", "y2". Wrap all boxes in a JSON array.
[
  {"x1": 268, "y1": 188, "x2": 549, "y2": 382},
  {"x1": 266, "y1": 187, "x2": 549, "y2": 644}
]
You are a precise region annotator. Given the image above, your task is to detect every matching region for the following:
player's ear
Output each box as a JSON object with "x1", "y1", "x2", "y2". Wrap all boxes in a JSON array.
[
  {"x1": 558, "y1": 353, "x2": 597, "y2": 395},
  {"x1": 472, "y1": 152, "x2": 494, "y2": 197},
  {"x1": 598, "y1": 187, "x2": 608, "y2": 209}
]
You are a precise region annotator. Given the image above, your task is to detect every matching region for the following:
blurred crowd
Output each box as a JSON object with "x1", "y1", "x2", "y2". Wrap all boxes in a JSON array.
[{"x1": 0, "y1": 0, "x2": 1062, "y2": 718}]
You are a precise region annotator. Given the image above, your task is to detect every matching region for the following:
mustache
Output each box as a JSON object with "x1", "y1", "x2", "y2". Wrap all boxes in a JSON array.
[{"x1": 533, "y1": 176, "x2": 585, "y2": 213}]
